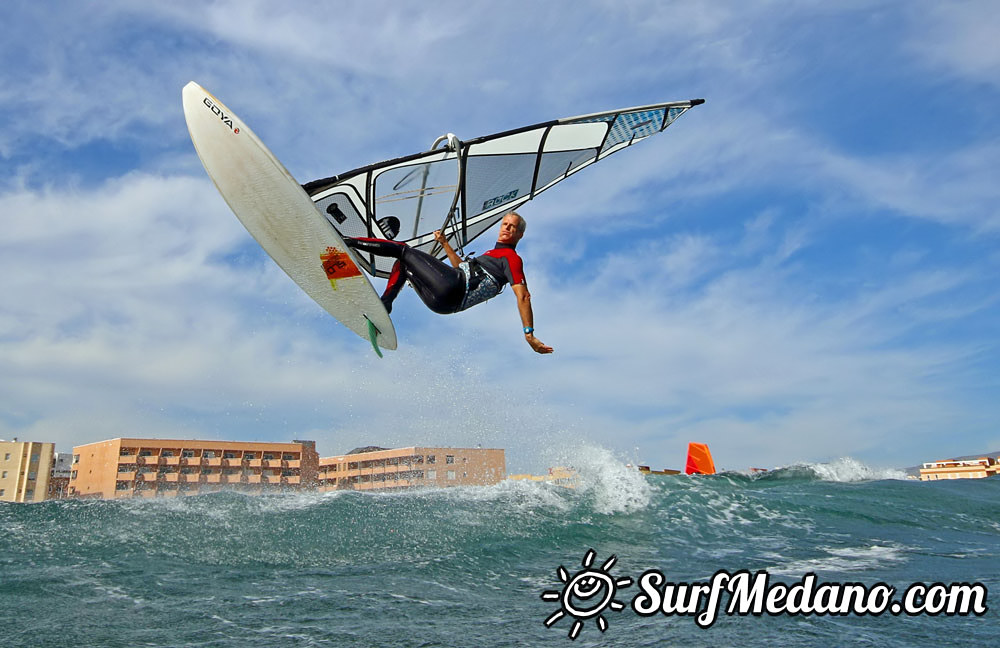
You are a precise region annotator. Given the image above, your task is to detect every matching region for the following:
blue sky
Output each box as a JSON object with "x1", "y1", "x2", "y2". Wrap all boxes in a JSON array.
[{"x1": 1, "y1": 0, "x2": 998, "y2": 472}]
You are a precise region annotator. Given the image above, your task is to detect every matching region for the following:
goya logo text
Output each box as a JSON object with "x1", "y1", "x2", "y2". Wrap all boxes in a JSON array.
[{"x1": 202, "y1": 96, "x2": 240, "y2": 134}]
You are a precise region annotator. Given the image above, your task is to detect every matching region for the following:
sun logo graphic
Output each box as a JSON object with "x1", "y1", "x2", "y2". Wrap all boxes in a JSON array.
[{"x1": 541, "y1": 549, "x2": 633, "y2": 640}]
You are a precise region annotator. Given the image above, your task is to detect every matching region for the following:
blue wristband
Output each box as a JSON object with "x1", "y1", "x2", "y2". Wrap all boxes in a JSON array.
[{"x1": 523, "y1": 327, "x2": 534, "y2": 335}]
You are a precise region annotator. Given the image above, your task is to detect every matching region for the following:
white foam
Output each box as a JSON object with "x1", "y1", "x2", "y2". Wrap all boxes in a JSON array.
[
  {"x1": 802, "y1": 457, "x2": 907, "y2": 482},
  {"x1": 767, "y1": 543, "x2": 908, "y2": 575},
  {"x1": 544, "y1": 443, "x2": 653, "y2": 514}
]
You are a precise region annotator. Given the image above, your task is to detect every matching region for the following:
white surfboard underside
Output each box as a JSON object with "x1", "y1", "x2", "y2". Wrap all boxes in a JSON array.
[{"x1": 182, "y1": 81, "x2": 396, "y2": 350}]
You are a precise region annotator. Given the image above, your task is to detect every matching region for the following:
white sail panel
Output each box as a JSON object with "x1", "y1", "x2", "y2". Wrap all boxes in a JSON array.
[{"x1": 542, "y1": 122, "x2": 608, "y2": 152}]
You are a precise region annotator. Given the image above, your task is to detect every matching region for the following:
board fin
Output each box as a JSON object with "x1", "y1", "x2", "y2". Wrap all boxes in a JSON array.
[
  {"x1": 684, "y1": 442, "x2": 716, "y2": 475},
  {"x1": 366, "y1": 318, "x2": 383, "y2": 358}
]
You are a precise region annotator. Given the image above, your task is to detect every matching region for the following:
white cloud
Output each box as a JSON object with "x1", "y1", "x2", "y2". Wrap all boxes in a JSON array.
[
  {"x1": 906, "y1": 1, "x2": 1000, "y2": 86},
  {"x1": 1, "y1": 1, "x2": 998, "y2": 471}
]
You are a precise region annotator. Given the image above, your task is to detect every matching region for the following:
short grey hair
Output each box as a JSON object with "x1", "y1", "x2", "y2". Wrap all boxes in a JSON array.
[{"x1": 507, "y1": 211, "x2": 526, "y2": 235}]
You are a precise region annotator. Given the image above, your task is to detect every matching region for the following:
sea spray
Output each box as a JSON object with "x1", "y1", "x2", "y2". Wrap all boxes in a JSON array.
[{"x1": 542, "y1": 443, "x2": 653, "y2": 514}]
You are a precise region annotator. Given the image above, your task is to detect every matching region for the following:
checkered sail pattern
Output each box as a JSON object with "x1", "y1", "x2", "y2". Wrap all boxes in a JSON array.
[{"x1": 303, "y1": 99, "x2": 704, "y2": 278}]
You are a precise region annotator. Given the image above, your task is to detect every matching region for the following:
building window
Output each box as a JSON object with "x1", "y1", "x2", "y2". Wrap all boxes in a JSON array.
[
  {"x1": 427, "y1": 470, "x2": 436, "y2": 480},
  {"x1": 182, "y1": 451, "x2": 194, "y2": 458},
  {"x1": 28, "y1": 472, "x2": 36, "y2": 480},
  {"x1": 1, "y1": 471, "x2": 6, "y2": 479},
  {"x1": 0, "y1": 489, "x2": 4, "y2": 496},
  {"x1": 447, "y1": 471, "x2": 456, "y2": 480},
  {"x1": 4, "y1": 453, "x2": 10, "y2": 461},
  {"x1": 31, "y1": 454, "x2": 40, "y2": 463},
  {"x1": 446, "y1": 455, "x2": 455, "y2": 464},
  {"x1": 427, "y1": 455, "x2": 436, "y2": 464}
]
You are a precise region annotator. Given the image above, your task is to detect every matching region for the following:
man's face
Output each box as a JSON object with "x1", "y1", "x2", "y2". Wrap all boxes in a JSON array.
[{"x1": 497, "y1": 214, "x2": 523, "y2": 245}]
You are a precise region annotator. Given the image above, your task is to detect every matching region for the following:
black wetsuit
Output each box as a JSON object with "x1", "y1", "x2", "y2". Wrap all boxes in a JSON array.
[{"x1": 344, "y1": 238, "x2": 524, "y2": 314}]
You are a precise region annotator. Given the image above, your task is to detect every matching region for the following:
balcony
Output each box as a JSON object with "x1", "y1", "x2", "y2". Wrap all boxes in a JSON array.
[
  {"x1": 118, "y1": 454, "x2": 137, "y2": 464},
  {"x1": 284, "y1": 475, "x2": 301, "y2": 485},
  {"x1": 246, "y1": 475, "x2": 262, "y2": 484},
  {"x1": 222, "y1": 458, "x2": 241, "y2": 468},
  {"x1": 204, "y1": 474, "x2": 222, "y2": 483},
  {"x1": 163, "y1": 474, "x2": 180, "y2": 483},
  {"x1": 247, "y1": 459, "x2": 262, "y2": 468},
  {"x1": 204, "y1": 457, "x2": 223, "y2": 467},
  {"x1": 117, "y1": 471, "x2": 136, "y2": 480},
  {"x1": 284, "y1": 459, "x2": 301, "y2": 469},
  {"x1": 162, "y1": 457, "x2": 181, "y2": 466}
]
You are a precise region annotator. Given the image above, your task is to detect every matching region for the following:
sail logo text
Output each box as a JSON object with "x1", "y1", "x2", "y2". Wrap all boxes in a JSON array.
[
  {"x1": 541, "y1": 551, "x2": 988, "y2": 640},
  {"x1": 202, "y1": 97, "x2": 240, "y2": 134},
  {"x1": 482, "y1": 189, "x2": 518, "y2": 211}
]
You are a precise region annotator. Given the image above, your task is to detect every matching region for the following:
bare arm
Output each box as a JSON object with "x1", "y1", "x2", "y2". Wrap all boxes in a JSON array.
[
  {"x1": 433, "y1": 230, "x2": 463, "y2": 268},
  {"x1": 512, "y1": 283, "x2": 553, "y2": 354}
]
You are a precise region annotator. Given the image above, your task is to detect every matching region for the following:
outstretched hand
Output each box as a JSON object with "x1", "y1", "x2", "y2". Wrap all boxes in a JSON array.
[{"x1": 526, "y1": 335, "x2": 553, "y2": 354}]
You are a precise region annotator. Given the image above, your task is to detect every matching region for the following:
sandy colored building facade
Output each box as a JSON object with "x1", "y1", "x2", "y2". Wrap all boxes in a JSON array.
[
  {"x1": 507, "y1": 466, "x2": 580, "y2": 487},
  {"x1": 0, "y1": 440, "x2": 55, "y2": 503},
  {"x1": 317, "y1": 446, "x2": 505, "y2": 492},
  {"x1": 919, "y1": 457, "x2": 1000, "y2": 481},
  {"x1": 69, "y1": 438, "x2": 319, "y2": 499}
]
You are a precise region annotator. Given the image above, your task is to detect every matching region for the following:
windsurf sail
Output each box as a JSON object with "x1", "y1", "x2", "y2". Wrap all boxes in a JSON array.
[
  {"x1": 685, "y1": 442, "x2": 716, "y2": 475},
  {"x1": 303, "y1": 98, "x2": 705, "y2": 278}
]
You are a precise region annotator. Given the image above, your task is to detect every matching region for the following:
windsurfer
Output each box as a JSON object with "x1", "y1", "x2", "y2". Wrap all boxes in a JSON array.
[{"x1": 344, "y1": 212, "x2": 553, "y2": 354}]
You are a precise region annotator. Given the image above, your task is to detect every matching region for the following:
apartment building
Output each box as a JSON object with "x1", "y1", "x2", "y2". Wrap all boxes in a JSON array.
[
  {"x1": 0, "y1": 440, "x2": 55, "y2": 503},
  {"x1": 48, "y1": 453, "x2": 73, "y2": 500},
  {"x1": 317, "y1": 446, "x2": 505, "y2": 492},
  {"x1": 69, "y1": 438, "x2": 319, "y2": 499},
  {"x1": 919, "y1": 457, "x2": 1000, "y2": 481}
]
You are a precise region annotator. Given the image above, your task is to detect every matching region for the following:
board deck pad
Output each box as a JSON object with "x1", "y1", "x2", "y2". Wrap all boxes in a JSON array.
[{"x1": 182, "y1": 82, "x2": 396, "y2": 351}]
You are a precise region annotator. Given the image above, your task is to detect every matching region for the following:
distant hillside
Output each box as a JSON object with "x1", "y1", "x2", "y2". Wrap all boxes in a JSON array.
[{"x1": 904, "y1": 450, "x2": 1000, "y2": 476}]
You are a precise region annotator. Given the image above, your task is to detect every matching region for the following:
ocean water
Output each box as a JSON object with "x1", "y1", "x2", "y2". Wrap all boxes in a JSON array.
[{"x1": 2, "y1": 454, "x2": 997, "y2": 647}]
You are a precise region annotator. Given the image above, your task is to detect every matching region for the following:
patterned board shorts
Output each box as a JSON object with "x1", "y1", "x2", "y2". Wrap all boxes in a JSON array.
[{"x1": 459, "y1": 261, "x2": 503, "y2": 311}]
